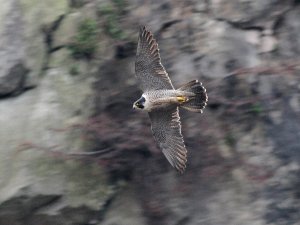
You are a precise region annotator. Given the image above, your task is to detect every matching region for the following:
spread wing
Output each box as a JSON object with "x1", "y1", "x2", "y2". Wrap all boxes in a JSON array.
[
  {"x1": 135, "y1": 26, "x2": 174, "y2": 92},
  {"x1": 149, "y1": 106, "x2": 187, "y2": 173}
]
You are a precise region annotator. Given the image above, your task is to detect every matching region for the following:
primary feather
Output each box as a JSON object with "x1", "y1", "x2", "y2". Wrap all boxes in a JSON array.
[
  {"x1": 135, "y1": 26, "x2": 174, "y2": 91},
  {"x1": 149, "y1": 106, "x2": 187, "y2": 173}
]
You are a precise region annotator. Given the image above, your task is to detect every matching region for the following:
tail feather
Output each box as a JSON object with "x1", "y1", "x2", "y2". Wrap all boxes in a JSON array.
[{"x1": 178, "y1": 80, "x2": 208, "y2": 113}]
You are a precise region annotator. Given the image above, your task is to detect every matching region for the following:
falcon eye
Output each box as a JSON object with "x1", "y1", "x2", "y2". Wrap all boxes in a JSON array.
[{"x1": 135, "y1": 101, "x2": 144, "y2": 109}]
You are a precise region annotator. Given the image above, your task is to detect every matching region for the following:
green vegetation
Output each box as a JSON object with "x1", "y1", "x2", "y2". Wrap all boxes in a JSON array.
[
  {"x1": 69, "y1": 65, "x2": 80, "y2": 76},
  {"x1": 112, "y1": 0, "x2": 126, "y2": 10},
  {"x1": 250, "y1": 103, "x2": 263, "y2": 115},
  {"x1": 68, "y1": 18, "x2": 98, "y2": 59},
  {"x1": 69, "y1": 0, "x2": 85, "y2": 8},
  {"x1": 106, "y1": 14, "x2": 126, "y2": 39},
  {"x1": 225, "y1": 133, "x2": 236, "y2": 147},
  {"x1": 98, "y1": 0, "x2": 127, "y2": 40}
]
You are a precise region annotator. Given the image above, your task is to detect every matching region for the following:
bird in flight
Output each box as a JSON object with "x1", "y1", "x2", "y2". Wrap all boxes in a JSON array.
[{"x1": 133, "y1": 26, "x2": 208, "y2": 173}]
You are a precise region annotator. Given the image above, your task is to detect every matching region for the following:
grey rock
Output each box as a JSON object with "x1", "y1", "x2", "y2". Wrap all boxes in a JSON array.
[
  {"x1": 0, "y1": 68, "x2": 113, "y2": 224},
  {"x1": 0, "y1": 1, "x2": 27, "y2": 97},
  {"x1": 101, "y1": 189, "x2": 146, "y2": 225},
  {"x1": 276, "y1": 6, "x2": 300, "y2": 58},
  {"x1": 0, "y1": 0, "x2": 300, "y2": 225},
  {"x1": 198, "y1": 22, "x2": 259, "y2": 79},
  {"x1": 52, "y1": 12, "x2": 82, "y2": 49},
  {"x1": 210, "y1": 0, "x2": 293, "y2": 28},
  {"x1": 259, "y1": 35, "x2": 278, "y2": 53},
  {"x1": 0, "y1": 63, "x2": 29, "y2": 97},
  {"x1": 21, "y1": 0, "x2": 69, "y2": 89}
]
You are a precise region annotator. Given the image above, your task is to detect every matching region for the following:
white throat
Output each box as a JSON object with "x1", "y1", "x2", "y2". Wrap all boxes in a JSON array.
[{"x1": 142, "y1": 94, "x2": 151, "y2": 111}]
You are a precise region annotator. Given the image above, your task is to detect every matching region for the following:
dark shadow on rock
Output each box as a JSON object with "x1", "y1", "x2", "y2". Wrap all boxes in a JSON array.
[{"x1": 0, "y1": 62, "x2": 31, "y2": 99}]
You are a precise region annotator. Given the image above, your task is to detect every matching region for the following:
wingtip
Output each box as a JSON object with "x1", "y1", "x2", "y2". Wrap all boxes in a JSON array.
[
  {"x1": 139, "y1": 25, "x2": 146, "y2": 34},
  {"x1": 139, "y1": 26, "x2": 155, "y2": 39},
  {"x1": 177, "y1": 166, "x2": 186, "y2": 174}
]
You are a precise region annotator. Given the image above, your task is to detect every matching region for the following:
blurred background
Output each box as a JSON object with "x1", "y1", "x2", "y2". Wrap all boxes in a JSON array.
[{"x1": 0, "y1": 0, "x2": 300, "y2": 224}]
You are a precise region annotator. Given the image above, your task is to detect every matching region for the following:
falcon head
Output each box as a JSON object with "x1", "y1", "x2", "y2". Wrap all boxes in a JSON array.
[{"x1": 133, "y1": 96, "x2": 146, "y2": 110}]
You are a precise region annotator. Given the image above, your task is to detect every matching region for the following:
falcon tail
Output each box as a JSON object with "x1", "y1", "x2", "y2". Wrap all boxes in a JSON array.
[{"x1": 177, "y1": 80, "x2": 208, "y2": 113}]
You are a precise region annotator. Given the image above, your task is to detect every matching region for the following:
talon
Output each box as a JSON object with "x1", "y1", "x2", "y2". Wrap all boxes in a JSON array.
[{"x1": 177, "y1": 96, "x2": 188, "y2": 103}]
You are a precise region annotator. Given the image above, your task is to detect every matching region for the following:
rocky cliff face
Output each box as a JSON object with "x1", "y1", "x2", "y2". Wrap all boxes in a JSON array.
[{"x1": 0, "y1": 0, "x2": 300, "y2": 225}]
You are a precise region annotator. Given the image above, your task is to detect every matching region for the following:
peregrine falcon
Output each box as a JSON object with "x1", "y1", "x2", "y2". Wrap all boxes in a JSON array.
[{"x1": 133, "y1": 26, "x2": 208, "y2": 173}]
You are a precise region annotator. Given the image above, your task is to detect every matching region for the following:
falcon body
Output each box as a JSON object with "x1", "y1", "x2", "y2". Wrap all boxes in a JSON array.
[
  {"x1": 135, "y1": 90, "x2": 194, "y2": 111},
  {"x1": 133, "y1": 27, "x2": 208, "y2": 173}
]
